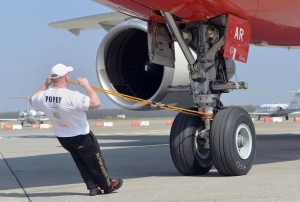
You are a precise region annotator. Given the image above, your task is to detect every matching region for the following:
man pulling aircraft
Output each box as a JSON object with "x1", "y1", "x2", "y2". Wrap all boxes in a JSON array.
[{"x1": 48, "y1": 0, "x2": 300, "y2": 177}]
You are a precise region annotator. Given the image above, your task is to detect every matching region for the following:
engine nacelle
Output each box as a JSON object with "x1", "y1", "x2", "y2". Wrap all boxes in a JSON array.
[
  {"x1": 19, "y1": 111, "x2": 25, "y2": 118},
  {"x1": 96, "y1": 20, "x2": 194, "y2": 110}
]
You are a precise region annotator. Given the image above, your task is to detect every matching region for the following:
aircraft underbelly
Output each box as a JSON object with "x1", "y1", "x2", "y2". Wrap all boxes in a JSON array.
[
  {"x1": 272, "y1": 109, "x2": 295, "y2": 116},
  {"x1": 93, "y1": 0, "x2": 300, "y2": 46},
  {"x1": 26, "y1": 116, "x2": 37, "y2": 124}
]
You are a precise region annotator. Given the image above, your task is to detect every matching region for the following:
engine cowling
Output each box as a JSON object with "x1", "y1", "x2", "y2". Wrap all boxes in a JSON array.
[
  {"x1": 96, "y1": 19, "x2": 194, "y2": 110},
  {"x1": 19, "y1": 111, "x2": 25, "y2": 118}
]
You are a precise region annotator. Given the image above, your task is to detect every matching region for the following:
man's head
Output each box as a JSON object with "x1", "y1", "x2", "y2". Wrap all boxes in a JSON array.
[
  {"x1": 51, "y1": 63, "x2": 73, "y2": 86},
  {"x1": 51, "y1": 63, "x2": 73, "y2": 79}
]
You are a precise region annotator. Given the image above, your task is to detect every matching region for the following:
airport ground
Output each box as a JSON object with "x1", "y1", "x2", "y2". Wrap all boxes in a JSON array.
[{"x1": 1, "y1": 118, "x2": 300, "y2": 202}]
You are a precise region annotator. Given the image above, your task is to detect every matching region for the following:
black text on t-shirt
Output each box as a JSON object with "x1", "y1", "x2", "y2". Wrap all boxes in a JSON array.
[{"x1": 46, "y1": 96, "x2": 62, "y2": 103}]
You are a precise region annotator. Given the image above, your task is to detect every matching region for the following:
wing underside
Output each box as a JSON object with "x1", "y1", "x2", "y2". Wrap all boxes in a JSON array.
[
  {"x1": 48, "y1": 11, "x2": 300, "y2": 51},
  {"x1": 0, "y1": 119, "x2": 19, "y2": 121},
  {"x1": 38, "y1": 118, "x2": 49, "y2": 121},
  {"x1": 248, "y1": 112, "x2": 271, "y2": 116},
  {"x1": 48, "y1": 12, "x2": 133, "y2": 35}
]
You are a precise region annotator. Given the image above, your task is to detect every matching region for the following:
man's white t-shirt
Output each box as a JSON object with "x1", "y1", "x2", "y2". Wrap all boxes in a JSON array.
[{"x1": 31, "y1": 88, "x2": 91, "y2": 137}]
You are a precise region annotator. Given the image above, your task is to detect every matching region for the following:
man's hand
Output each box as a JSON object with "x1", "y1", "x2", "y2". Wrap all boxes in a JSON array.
[
  {"x1": 45, "y1": 75, "x2": 52, "y2": 88},
  {"x1": 30, "y1": 75, "x2": 52, "y2": 105},
  {"x1": 76, "y1": 78, "x2": 90, "y2": 89},
  {"x1": 76, "y1": 78, "x2": 101, "y2": 110}
]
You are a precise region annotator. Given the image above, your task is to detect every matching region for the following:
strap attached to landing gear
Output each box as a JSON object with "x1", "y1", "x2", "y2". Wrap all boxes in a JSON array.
[{"x1": 69, "y1": 80, "x2": 214, "y2": 119}]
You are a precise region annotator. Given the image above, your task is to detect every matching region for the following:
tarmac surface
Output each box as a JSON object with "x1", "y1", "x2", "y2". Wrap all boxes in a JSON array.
[{"x1": 1, "y1": 118, "x2": 300, "y2": 202}]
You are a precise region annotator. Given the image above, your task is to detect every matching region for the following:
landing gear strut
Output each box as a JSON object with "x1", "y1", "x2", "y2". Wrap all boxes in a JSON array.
[{"x1": 158, "y1": 12, "x2": 256, "y2": 176}]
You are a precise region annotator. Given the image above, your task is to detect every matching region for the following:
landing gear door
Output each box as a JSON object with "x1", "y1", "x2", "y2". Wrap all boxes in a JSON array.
[
  {"x1": 223, "y1": 14, "x2": 251, "y2": 63},
  {"x1": 148, "y1": 23, "x2": 175, "y2": 67}
]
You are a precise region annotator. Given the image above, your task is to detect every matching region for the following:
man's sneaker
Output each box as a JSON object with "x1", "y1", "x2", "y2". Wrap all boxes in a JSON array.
[
  {"x1": 89, "y1": 186, "x2": 102, "y2": 196},
  {"x1": 104, "y1": 179, "x2": 123, "y2": 194}
]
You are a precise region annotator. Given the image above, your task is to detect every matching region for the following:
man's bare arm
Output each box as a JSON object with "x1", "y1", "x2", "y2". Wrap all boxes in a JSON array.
[
  {"x1": 76, "y1": 78, "x2": 101, "y2": 110},
  {"x1": 30, "y1": 76, "x2": 52, "y2": 104}
]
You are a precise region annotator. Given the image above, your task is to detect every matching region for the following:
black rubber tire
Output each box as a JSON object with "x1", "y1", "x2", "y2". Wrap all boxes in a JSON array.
[
  {"x1": 170, "y1": 108, "x2": 213, "y2": 175},
  {"x1": 210, "y1": 106, "x2": 256, "y2": 176}
]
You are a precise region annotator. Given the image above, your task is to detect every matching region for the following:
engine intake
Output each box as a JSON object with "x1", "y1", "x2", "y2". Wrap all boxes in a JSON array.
[{"x1": 96, "y1": 20, "x2": 193, "y2": 110}]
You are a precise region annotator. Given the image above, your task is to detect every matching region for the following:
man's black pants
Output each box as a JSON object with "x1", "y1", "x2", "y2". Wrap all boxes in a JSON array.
[{"x1": 57, "y1": 130, "x2": 112, "y2": 190}]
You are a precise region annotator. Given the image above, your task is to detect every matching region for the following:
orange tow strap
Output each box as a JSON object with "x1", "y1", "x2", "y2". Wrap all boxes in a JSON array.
[{"x1": 70, "y1": 80, "x2": 214, "y2": 119}]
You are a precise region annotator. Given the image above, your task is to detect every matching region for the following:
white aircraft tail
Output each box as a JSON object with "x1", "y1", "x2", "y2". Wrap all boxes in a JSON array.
[{"x1": 288, "y1": 91, "x2": 300, "y2": 108}]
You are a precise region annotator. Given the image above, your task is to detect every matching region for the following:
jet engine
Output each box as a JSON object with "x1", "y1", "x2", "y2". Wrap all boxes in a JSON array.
[
  {"x1": 96, "y1": 20, "x2": 194, "y2": 110},
  {"x1": 19, "y1": 111, "x2": 26, "y2": 118}
]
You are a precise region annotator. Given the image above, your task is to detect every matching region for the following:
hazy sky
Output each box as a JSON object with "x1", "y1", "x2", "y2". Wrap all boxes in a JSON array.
[{"x1": 1, "y1": 1, "x2": 300, "y2": 113}]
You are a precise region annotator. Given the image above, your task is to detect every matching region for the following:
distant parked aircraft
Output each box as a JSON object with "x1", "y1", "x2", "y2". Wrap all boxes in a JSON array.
[
  {"x1": 0, "y1": 96, "x2": 49, "y2": 126},
  {"x1": 249, "y1": 91, "x2": 300, "y2": 120}
]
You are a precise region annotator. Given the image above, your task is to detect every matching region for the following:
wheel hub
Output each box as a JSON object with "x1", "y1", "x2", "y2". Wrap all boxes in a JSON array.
[
  {"x1": 195, "y1": 129, "x2": 210, "y2": 159},
  {"x1": 235, "y1": 124, "x2": 252, "y2": 159},
  {"x1": 237, "y1": 135, "x2": 246, "y2": 148}
]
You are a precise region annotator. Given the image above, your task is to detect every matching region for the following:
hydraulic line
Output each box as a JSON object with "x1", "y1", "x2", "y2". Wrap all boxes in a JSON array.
[{"x1": 70, "y1": 80, "x2": 214, "y2": 119}]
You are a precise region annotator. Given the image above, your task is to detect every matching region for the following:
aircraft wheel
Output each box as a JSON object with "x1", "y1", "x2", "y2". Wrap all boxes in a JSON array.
[
  {"x1": 210, "y1": 106, "x2": 256, "y2": 176},
  {"x1": 285, "y1": 115, "x2": 288, "y2": 120},
  {"x1": 170, "y1": 108, "x2": 212, "y2": 175}
]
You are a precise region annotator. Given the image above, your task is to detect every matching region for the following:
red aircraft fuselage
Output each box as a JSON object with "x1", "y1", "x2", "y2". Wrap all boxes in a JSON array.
[{"x1": 93, "y1": 0, "x2": 300, "y2": 46}]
